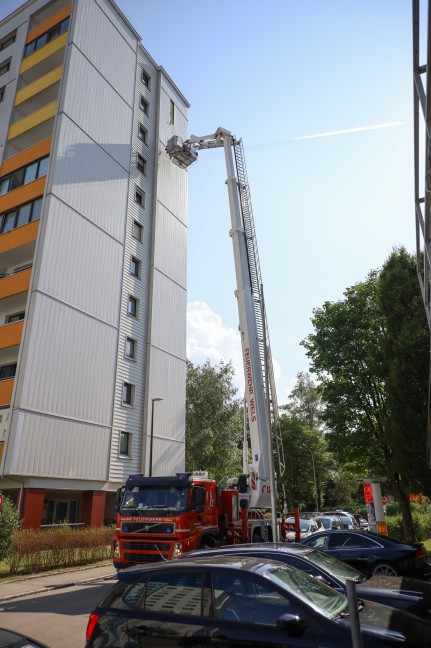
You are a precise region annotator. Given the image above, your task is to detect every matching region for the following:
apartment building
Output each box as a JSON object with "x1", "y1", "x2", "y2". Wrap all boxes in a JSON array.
[{"x1": 0, "y1": 0, "x2": 188, "y2": 528}]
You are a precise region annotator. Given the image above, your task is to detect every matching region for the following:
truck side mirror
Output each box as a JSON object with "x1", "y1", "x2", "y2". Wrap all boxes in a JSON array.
[{"x1": 114, "y1": 486, "x2": 124, "y2": 513}]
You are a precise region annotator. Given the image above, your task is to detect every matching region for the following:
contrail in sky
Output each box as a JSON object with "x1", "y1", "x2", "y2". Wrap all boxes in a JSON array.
[{"x1": 293, "y1": 121, "x2": 403, "y2": 140}]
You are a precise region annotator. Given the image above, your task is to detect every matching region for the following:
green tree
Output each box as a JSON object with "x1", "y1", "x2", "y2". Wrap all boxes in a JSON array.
[
  {"x1": 185, "y1": 360, "x2": 243, "y2": 484},
  {"x1": 0, "y1": 495, "x2": 21, "y2": 561},
  {"x1": 302, "y1": 248, "x2": 430, "y2": 541},
  {"x1": 282, "y1": 371, "x2": 325, "y2": 430}
]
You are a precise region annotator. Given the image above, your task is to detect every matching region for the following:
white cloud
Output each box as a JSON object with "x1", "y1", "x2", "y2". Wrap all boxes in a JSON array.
[
  {"x1": 187, "y1": 301, "x2": 282, "y2": 399},
  {"x1": 293, "y1": 121, "x2": 403, "y2": 141}
]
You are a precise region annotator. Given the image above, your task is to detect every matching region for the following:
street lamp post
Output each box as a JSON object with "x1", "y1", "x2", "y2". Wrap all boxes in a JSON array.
[
  {"x1": 301, "y1": 443, "x2": 319, "y2": 512},
  {"x1": 149, "y1": 397, "x2": 163, "y2": 477}
]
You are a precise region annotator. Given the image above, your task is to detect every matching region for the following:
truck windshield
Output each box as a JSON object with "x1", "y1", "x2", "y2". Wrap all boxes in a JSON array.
[{"x1": 121, "y1": 486, "x2": 188, "y2": 516}]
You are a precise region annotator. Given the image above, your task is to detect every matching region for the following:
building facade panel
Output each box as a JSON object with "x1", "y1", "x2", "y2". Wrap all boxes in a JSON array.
[
  {"x1": 61, "y1": 46, "x2": 133, "y2": 171},
  {"x1": 156, "y1": 145, "x2": 188, "y2": 227},
  {"x1": 4, "y1": 409, "x2": 110, "y2": 480},
  {"x1": 13, "y1": 292, "x2": 118, "y2": 427},
  {"x1": 34, "y1": 195, "x2": 123, "y2": 325},
  {"x1": 48, "y1": 114, "x2": 129, "y2": 241},
  {"x1": 72, "y1": 0, "x2": 136, "y2": 106},
  {"x1": 153, "y1": 202, "x2": 187, "y2": 288},
  {"x1": 150, "y1": 271, "x2": 187, "y2": 360}
]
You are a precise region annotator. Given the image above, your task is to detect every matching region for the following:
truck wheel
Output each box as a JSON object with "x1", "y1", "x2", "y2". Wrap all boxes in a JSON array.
[
  {"x1": 252, "y1": 531, "x2": 262, "y2": 543},
  {"x1": 201, "y1": 536, "x2": 215, "y2": 549}
]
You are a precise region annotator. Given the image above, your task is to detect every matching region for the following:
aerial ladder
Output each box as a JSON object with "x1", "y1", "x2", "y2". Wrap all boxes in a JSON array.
[{"x1": 166, "y1": 128, "x2": 285, "y2": 539}]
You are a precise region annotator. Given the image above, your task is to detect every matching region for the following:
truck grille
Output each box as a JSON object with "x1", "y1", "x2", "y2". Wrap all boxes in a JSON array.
[
  {"x1": 121, "y1": 522, "x2": 175, "y2": 534},
  {"x1": 123, "y1": 541, "x2": 171, "y2": 551},
  {"x1": 124, "y1": 552, "x2": 166, "y2": 563}
]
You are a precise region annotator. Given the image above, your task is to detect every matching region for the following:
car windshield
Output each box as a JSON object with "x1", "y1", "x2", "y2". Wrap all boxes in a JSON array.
[
  {"x1": 263, "y1": 564, "x2": 348, "y2": 619},
  {"x1": 121, "y1": 486, "x2": 188, "y2": 515},
  {"x1": 305, "y1": 549, "x2": 367, "y2": 584}
]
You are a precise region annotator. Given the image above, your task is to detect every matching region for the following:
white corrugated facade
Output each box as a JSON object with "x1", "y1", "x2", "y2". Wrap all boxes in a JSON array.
[{"x1": 0, "y1": 0, "x2": 188, "y2": 527}]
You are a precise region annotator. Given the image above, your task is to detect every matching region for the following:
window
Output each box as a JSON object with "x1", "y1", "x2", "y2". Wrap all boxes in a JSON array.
[
  {"x1": 125, "y1": 337, "x2": 136, "y2": 359},
  {"x1": 6, "y1": 312, "x2": 25, "y2": 323},
  {"x1": 135, "y1": 187, "x2": 145, "y2": 207},
  {"x1": 0, "y1": 32, "x2": 16, "y2": 51},
  {"x1": 130, "y1": 256, "x2": 140, "y2": 278},
  {"x1": 128, "y1": 296, "x2": 138, "y2": 317},
  {"x1": 138, "y1": 124, "x2": 148, "y2": 145},
  {"x1": 24, "y1": 16, "x2": 70, "y2": 57},
  {"x1": 0, "y1": 86, "x2": 5, "y2": 103},
  {"x1": 137, "y1": 154, "x2": 146, "y2": 175},
  {"x1": 0, "y1": 363, "x2": 17, "y2": 380},
  {"x1": 139, "y1": 95, "x2": 149, "y2": 115},
  {"x1": 119, "y1": 431, "x2": 131, "y2": 456},
  {"x1": 169, "y1": 99, "x2": 175, "y2": 125},
  {"x1": 141, "y1": 572, "x2": 202, "y2": 616},
  {"x1": 0, "y1": 60, "x2": 10, "y2": 77},
  {"x1": 132, "y1": 220, "x2": 143, "y2": 241},
  {"x1": 122, "y1": 382, "x2": 134, "y2": 406},
  {"x1": 0, "y1": 155, "x2": 49, "y2": 196},
  {"x1": 142, "y1": 69, "x2": 150, "y2": 89},
  {"x1": 0, "y1": 197, "x2": 42, "y2": 234}
]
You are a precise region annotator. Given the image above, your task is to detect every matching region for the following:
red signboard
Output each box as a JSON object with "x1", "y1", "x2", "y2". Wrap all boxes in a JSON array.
[
  {"x1": 363, "y1": 483, "x2": 373, "y2": 503},
  {"x1": 381, "y1": 497, "x2": 388, "y2": 505},
  {"x1": 0, "y1": 495, "x2": 3, "y2": 507}
]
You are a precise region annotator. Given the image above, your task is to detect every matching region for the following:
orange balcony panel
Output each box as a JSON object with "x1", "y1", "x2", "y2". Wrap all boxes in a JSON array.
[
  {"x1": 0, "y1": 138, "x2": 51, "y2": 176},
  {"x1": 0, "y1": 321, "x2": 24, "y2": 350},
  {"x1": 26, "y1": 5, "x2": 71, "y2": 43},
  {"x1": 0, "y1": 443, "x2": 4, "y2": 464},
  {"x1": 0, "y1": 177, "x2": 45, "y2": 214},
  {"x1": 0, "y1": 220, "x2": 39, "y2": 255},
  {"x1": 0, "y1": 269, "x2": 31, "y2": 300},
  {"x1": 0, "y1": 379, "x2": 14, "y2": 407}
]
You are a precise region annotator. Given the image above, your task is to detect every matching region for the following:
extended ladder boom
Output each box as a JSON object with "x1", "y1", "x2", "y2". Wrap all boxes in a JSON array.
[{"x1": 166, "y1": 128, "x2": 285, "y2": 517}]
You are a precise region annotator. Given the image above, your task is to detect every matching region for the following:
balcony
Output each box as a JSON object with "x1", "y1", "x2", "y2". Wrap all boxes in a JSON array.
[
  {"x1": 0, "y1": 268, "x2": 32, "y2": 300},
  {"x1": 7, "y1": 101, "x2": 56, "y2": 154},
  {"x1": 0, "y1": 137, "x2": 52, "y2": 177},
  {"x1": 0, "y1": 177, "x2": 46, "y2": 214},
  {"x1": 20, "y1": 32, "x2": 67, "y2": 83},
  {"x1": 0, "y1": 221, "x2": 38, "y2": 267},
  {"x1": 0, "y1": 379, "x2": 14, "y2": 407},
  {"x1": 15, "y1": 66, "x2": 62, "y2": 117},
  {"x1": 0, "y1": 321, "x2": 23, "y2": 351}
]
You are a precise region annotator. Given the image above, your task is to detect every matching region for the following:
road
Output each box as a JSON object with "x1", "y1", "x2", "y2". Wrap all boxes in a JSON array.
[{"x1": 0, "y1": 577, "x2": 117, "y2": 647}]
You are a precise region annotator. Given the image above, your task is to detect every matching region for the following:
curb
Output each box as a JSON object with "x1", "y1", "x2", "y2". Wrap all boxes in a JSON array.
[{"x1": 0, "y1": 567, "x2": 117, "y2": 603}]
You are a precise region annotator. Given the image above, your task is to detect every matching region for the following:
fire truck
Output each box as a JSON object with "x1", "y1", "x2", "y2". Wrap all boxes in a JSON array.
[{"x1": 112, "y1": 128, "x2": 285, "y2": 568}]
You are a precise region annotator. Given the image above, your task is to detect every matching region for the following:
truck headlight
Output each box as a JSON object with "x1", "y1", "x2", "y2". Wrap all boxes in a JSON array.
[
  {"x1": 113, "y1": 540, "x2": 121, "y2": 558},
  {"x1": 172, "y1": 542, "x2": 183, "y2": 559}
]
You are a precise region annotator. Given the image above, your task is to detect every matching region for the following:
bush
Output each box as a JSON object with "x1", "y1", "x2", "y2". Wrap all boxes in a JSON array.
[
  {"x1": 8, "y1": 525, "x2": 114, "y2": 575},
  {"x1": 386, "y1": 510, "x2": 431, "y2": 542},
  {"x1": 0, "y1": 496, "x2": 21, "y2": 561}
]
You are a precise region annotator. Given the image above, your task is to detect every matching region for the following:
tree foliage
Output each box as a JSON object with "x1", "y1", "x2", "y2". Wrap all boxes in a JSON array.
[
  {"x1": 0, "y1": 495, "x2": 21, "y2": 561},
  {"x1": 302, "y1": 248, "x2": 430, "y2": 541},
  {"x1": 185, "y1": 360, "x2": 243, "y2": 484}
]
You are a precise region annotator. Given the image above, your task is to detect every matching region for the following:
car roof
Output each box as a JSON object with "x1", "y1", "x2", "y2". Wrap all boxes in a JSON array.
[
  {"x1": 184, "y1": 542, "x2": 314, "y2": 558},
  {"x1": 117, "y1": 554, "x2": 291, "y2": 583}
]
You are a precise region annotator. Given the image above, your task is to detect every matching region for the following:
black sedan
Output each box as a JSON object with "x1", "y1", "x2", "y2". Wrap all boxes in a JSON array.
[
  {"x1": 0, "y1": 628, "x2": 48, "y2": 648},
  {"x1": 300, "y1": 529, "x2": 431, "y2": 578},
  {"x1": 184, "y1": 543, "x2": 431, "y2": 620},
  {"x1": 86, "y1": 555, "x2": 431, "y2": 647}
]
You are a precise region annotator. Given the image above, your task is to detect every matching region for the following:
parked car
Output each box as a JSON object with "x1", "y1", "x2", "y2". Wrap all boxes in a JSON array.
[
  {"x1": 301, "y1": 529, "x2": 431, "y2": 578},
  {"x1": 282, "y1": 516, "x2": 321, "y2": 541},
  {"x1": 0, "y1": 628, "x2": 48, "y2": 647},
  {"x1": 316, "y1": 514, "x2": 342, "y2": 530},
  {"x1": 321, "y1": 510, "x2": 359, "y2": 529},
  {"x1": 86, "y1": 555, "x2": 431, "y2": 647},
  {"x1": 184, "y1": 543, "x2": 431, "y2": 620}
]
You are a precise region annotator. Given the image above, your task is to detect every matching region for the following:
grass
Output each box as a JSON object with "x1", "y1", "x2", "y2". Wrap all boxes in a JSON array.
[{"x1": 0, "y1": 557, "x2": 112, "y2": 583}]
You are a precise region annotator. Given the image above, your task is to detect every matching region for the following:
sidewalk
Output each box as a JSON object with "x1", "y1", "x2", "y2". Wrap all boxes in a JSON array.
[{"x1": 0, "y1": 563, "x2": 117, "y2": 602}]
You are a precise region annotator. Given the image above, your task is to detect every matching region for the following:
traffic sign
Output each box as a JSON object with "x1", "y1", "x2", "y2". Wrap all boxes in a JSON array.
[{"x1": 381, "y1": 497, "x2": 388, "y2": 505}]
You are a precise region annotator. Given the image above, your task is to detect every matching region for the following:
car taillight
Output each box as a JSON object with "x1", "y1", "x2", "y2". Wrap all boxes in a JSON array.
[
  {"x1": 86, "y1": 612, "x2": 100, "y2": 642},
  {"x1": 416, "y1": 547, "x2": 426, "y2": 559}
]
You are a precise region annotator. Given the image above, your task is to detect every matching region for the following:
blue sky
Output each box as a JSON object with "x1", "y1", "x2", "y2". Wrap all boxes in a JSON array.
[{"x1": 2, "y1": 0, "x2": 420, "y2": 403}]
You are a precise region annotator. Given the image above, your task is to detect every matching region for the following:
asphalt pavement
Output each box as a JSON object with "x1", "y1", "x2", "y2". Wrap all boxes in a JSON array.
[{"x1": 0, "y1": 563, "x2": 117, "y2": 602}]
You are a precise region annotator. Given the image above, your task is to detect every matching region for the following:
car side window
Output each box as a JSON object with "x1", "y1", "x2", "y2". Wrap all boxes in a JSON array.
[
  {"x1": 329, "y1": 533, "x2": 354, "y2": 549},
  {"x1": 341, "y1": 535, "x2": 374, "y2": 549},
  {"x1": 305, "y1": 534, "x2": 329, "y2": 549},
  {"x1": 124, "y1": 572, "x2": 203, "y2": 617},
  {"x1": 213, "y1": 572, "x2": 289, "y2": 625}
]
